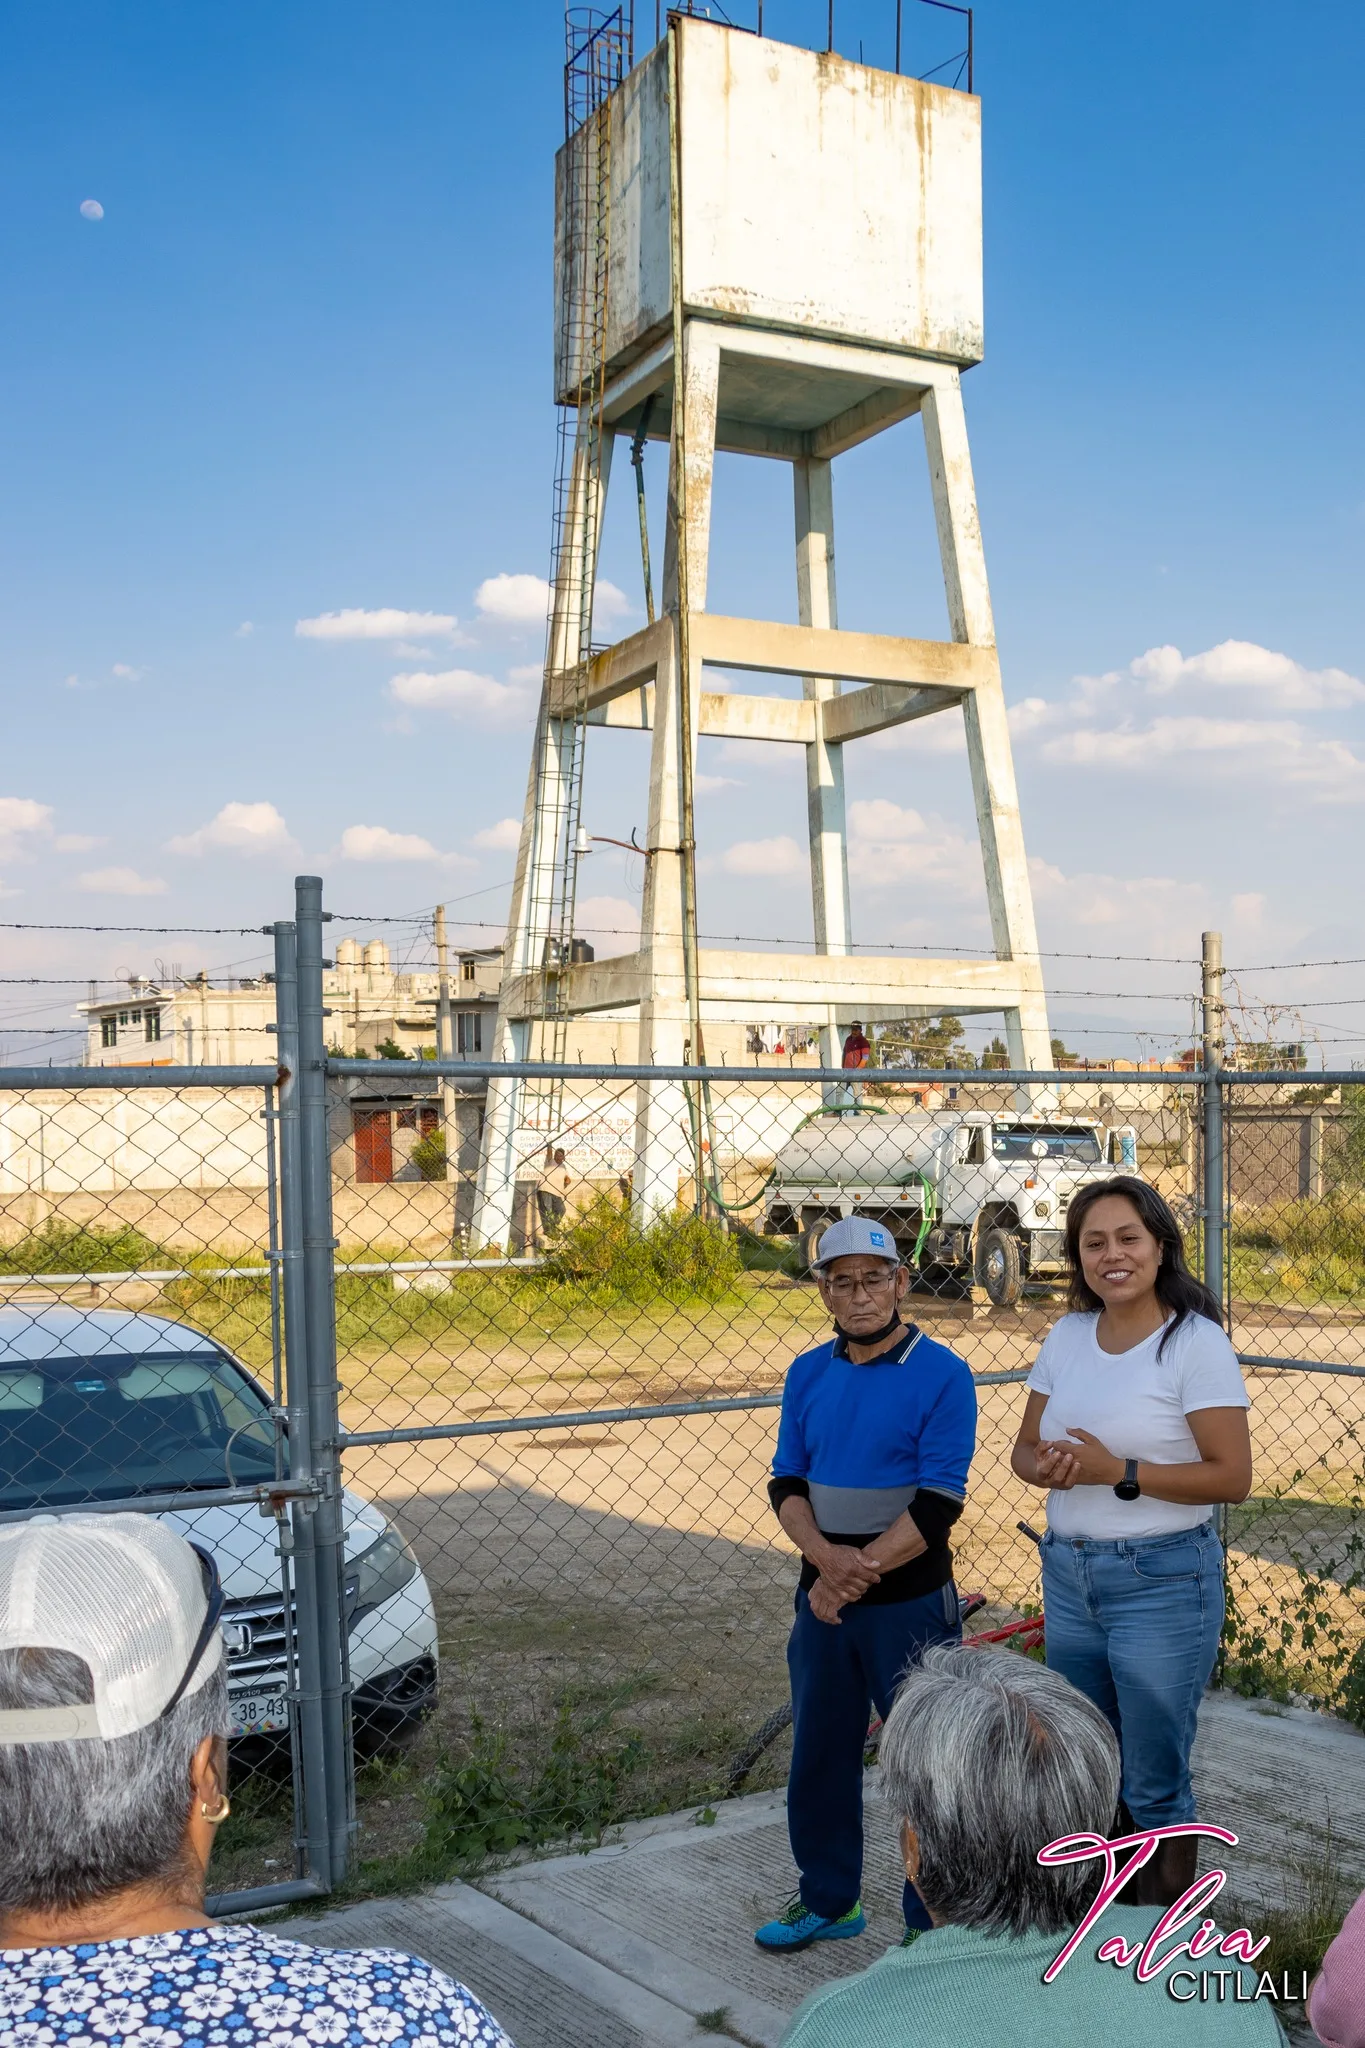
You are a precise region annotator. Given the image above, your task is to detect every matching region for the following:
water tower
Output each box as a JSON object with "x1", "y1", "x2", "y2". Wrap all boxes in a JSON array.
[{"x1": 476, "y1": 7, "x2": 1051, "y2": 1238}]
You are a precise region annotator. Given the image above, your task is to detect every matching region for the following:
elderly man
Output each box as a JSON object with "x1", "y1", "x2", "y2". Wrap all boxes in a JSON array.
[
  {"x1": 756, "y1": 1216, "x2": 977, "y2": 1951},
  {"x1": 781, "y1": 1645, "x2": 1283, "y2": 2045}
]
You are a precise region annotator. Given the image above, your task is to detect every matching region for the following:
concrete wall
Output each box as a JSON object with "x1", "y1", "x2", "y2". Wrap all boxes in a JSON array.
[{"x1": 556, "y1": 18, "x2": 983, "y2": 400}]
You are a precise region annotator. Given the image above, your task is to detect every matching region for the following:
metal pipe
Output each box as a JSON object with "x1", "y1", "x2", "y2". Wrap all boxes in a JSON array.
[
  {"x1": 206, "y1": 1875, "x2": 329, "y2": 1918},
  {"x1": 1238, "y1": 1356, "x2": 1365, "y2": 1381},
  {"x1": 329, "y1": 1057, "x2": 1250, "y2": 1086},
  {"x1": 0, "y1": 1479, "x2": 318, "y2": 1527},
  {"x1": 341, "y1": 1369, "x2": 1032, "y2": 1450},
  {"x1": 895, "y1": 0, "x2": 902, "y2": 72},
  {"x1": 630, "y1": 395, "x2": 657, "y2": 623},
  {"x1": 294, "y1": 878, "x2": 355, "y2": 1889},
  {"x1": 0, "y1": 1065, "x2": 279, "y2": 1089},
  {"x1": 273, "y1": 918, "x2": 333, "y2": 1893},
  {"x1": 828, "y1": 1, "x2": 834, "y2": 52},
  {"x1": 1202, "y1": 930, "x2": 1226, "y2": 1312}
]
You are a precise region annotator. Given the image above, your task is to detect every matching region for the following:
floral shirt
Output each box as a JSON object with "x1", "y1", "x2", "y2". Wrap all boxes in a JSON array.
[{"x1": 0, "y1": 1923, "x2": 515, "y2": 2048}]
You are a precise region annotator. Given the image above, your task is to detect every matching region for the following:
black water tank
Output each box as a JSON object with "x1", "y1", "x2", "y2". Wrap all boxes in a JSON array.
[{"x1": 569, "y1": 938, "x2": 595, "y2": 965}]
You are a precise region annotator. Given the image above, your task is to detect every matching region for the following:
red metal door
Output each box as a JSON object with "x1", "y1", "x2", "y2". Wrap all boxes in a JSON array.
[{"x1": 353, "y1": 1109, "x2": 393, "y2": 1183}]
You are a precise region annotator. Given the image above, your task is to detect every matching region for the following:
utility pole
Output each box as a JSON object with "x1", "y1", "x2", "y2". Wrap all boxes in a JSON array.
[
  {"x1": 1201, "y1": 931, "x2": 1225, "y2": 1315},
  {"x1": 433, "y1": 905, "x2": 459, "y2": 1218}
]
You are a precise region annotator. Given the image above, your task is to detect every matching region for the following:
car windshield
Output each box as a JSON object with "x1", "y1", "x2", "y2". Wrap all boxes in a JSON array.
[
  {"x1": 992, "y1": 1126, "x2": 1102, "y2": 1163},
  {"x1": 0, "y1": 1350, "x2": 278, "y2": 1511}
]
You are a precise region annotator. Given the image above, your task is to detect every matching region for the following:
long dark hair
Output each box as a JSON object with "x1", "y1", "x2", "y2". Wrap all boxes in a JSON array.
[{"x1": 1064, "y1": 1176, "x2": 1221, "y2": 1358}]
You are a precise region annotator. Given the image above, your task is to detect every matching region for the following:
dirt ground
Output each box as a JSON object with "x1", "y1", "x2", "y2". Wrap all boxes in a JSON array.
[{"x1": 212, "y1": 1281, "x2": 1365, "y2": 1900}]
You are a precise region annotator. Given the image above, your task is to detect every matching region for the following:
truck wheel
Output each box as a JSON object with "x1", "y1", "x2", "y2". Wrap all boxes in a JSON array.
[
  {"x1": 976, "y1": 1227, "x2": 1024, "y2": 1307},
  {"x1": 800, "y1": 1220, "x2": 832, "y2": 1274}
]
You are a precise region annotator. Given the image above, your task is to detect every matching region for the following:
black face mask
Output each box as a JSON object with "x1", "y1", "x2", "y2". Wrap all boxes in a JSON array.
[{"x1": 834, "y1": 1310, "x2": 902, "y2": 1347}]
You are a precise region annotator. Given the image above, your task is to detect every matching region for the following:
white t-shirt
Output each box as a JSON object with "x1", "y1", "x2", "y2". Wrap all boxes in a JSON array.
[{"x1": 1026, "y1": 1310, "x2": 1250, "y2": 1538}]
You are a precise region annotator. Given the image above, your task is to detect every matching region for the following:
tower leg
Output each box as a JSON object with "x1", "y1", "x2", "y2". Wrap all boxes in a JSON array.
[
  {"x1": 794, "y1": 456, "x2": 852, "y2": 1099},
  {"x1": 475, "y1": 426, "x2": 614, "y2": 1248},
  {"x1": 634, "y1": 325, "x2": 719, "y2": 1220},
  {"x1": 922, "y1": 375, "x2": 1051, "y2": 1078}
]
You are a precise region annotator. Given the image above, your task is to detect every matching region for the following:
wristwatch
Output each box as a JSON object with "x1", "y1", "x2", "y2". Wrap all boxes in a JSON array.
[{"x1": 1113, "y1": 1458, "x2": 1141, "y2": 1502}]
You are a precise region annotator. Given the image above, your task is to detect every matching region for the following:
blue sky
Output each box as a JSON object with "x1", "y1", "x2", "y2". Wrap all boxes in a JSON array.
[{"x1": 1, "y1": 1, "x2": 1362, "y2": 1062}]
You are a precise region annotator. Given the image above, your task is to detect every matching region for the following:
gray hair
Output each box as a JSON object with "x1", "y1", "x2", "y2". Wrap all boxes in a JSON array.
[
  {"x1": 0, "y1": 1645, "x2": 229, "y2": 1914},
  {"x1": 879, "y1": 1644, "x2": 1120, "y2": 1938}
]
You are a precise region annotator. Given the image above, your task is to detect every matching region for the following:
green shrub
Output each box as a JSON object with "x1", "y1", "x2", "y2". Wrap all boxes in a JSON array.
[
  {"x1": 0, "y1": 1221, "x2": 175, "y2": 1274},
  {"x1": 422, "y1": 1696, "x2": 643, "y2": 1865},
  {"x1": 538, "y1": 1195, "x2": 742, "y2": 1305},
  {"x1": 410, "y1": 1128, "x2": 447, "y2": 1181}
]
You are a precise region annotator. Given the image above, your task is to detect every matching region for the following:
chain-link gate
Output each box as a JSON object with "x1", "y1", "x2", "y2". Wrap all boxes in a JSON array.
[{"x1": 5, "y1": 877, "x2": 1363, "y2": 1903}]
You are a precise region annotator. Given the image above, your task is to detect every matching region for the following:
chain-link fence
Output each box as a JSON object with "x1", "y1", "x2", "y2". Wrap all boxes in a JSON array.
[{"x1": 3, "y1": 876, "x2": 1362, "y2": 1908}]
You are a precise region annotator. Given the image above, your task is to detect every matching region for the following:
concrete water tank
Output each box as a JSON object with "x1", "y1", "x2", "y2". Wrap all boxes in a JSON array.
[{"x1": 555, "y1": 17, "x2": 983, "y2": 405}]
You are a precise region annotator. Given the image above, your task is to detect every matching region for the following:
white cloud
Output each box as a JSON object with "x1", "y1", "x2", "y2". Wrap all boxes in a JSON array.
[
  {"x1": 474, "y1": 572, "x2": 636, "y2": 630},
  {"x1": 1028, "y1": 856, "x2": 1208, "y2": 944},
  {"x1": 235, "y1": 621, "x2": 254, "y2": 637},
  {"x1": 507, "y1": 663, "x2": 544, "y2": 687},
  {"x1": 721, "y1": 835, "x2": 806, "y2": 878},
  {"x1": 112, "y1": 662, "x2": 143, "y2": 681},
  {"x1": 54, "y1": 834, "x2": 101, "y2": 853},
  {"x1": 79, "y1": 198, "x2": 103, "y2": 221},
  {"x1": 847, "y1": 800, "x2": 983, "y2": 896},
  {"x1": 475, "y1": 573, "x2": 549, "y2": 626},
  {"x1": 388, "y1": 666, "x2": 532, "y2": 728},
  {"x1": 1039, "y1": 716, "x2": 1365, "y2": 801},
  {"x1": 77, "y1": 866, "x2": 168, "y2": 897},
  {"x1": 339, "y1": 824, "x2": 474, "y2": 869},
  {"x1": 572, "y1": 895, "x2": 640, "y2": 956},
  {"x1": 471, "y1": 817, "x2": 522, "y2": 851},
  {"x1": 296, "y1": 607, "x2": 465, "y2": 644},
  {"x1": 1130, "y1": 640, "x2": 1365, "y2": 709},
  {"x1": 166, "y1": 801, "x2": 296, "y2": 858},
  {"x1": 0, "y1": 798, "x2": 55, "y2": 863},
  {"x1": 694, "y1": 773, "x2": 742, "y2": 795}
]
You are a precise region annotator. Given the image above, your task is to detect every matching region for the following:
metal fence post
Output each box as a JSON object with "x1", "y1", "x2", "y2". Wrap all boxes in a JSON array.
[
  {"x1": 271, "y1": 919, "x2": 333, "y2": 1887},
  {"x1": 1202, "y1": 930, "x2": 1226, "y2": 1313},
  {"x1": 294, "y1": 875, "x2": 354, "y2": 1885}
]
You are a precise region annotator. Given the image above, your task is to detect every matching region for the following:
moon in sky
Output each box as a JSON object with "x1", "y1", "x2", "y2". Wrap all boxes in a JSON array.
[{"x1": 79, "y1": 198, "x2": 104, "y2": 221}]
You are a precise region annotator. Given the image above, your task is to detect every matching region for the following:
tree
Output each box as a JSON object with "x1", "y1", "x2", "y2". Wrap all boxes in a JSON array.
[
  {"x1": 1051, "y1": 1035, "x2": 1078, "y2": 1067},
  {"x1": 981, "y1": 1036, "x2": 1010, "y2": 1071},
  {"x1": 875, "y1": 1015, "x2": 974, "y2": 1070},
  {"x1": 374, "y1": 1038, "x2": 410, "y2": 1061}
]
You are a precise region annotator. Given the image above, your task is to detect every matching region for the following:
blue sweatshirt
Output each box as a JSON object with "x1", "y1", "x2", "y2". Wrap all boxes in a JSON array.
[{"x1": 770, "y1": 1323, "x2": 978, "y2": 1602}]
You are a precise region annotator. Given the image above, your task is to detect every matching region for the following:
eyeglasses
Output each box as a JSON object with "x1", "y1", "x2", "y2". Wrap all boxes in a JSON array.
[
  {"x1": 824, "y1": 1271, "x2": 900, "y2": 1301},
  {"x1": 158, "y1": 1542, "x2": 225, "y2": 1721}
]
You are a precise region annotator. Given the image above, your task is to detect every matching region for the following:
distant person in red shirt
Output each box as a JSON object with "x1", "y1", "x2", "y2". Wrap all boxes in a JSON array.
[{"x1": 842, "y1": 1023, "x2": 871, "y2": 1070}]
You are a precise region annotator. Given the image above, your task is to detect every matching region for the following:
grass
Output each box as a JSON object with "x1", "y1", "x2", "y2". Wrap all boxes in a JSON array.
[
  {"x1": 1232, "y1": 1194, "x2": 1365, "y2": 1305},
  {"x1": 0, "y1": 1220, "x2": 186, "y2": 1273},
  {"x1": 1221, "y1": 1830, "x2": 1356, "y2": 2028}
]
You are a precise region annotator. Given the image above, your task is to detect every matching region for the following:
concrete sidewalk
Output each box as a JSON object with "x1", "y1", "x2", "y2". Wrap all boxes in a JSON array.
[{"x1": 281, "y1": 1692, "x2": 1364, "y2": 2048}]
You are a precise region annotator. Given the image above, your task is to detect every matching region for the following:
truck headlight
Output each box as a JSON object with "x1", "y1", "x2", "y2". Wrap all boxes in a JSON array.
[
  {"x1": 1033, "y1": 1200, "x2": 1052, "y2": 1220},
  {"x1": 344, "y1": 1527, "x2": 419, "y2": 1624}
]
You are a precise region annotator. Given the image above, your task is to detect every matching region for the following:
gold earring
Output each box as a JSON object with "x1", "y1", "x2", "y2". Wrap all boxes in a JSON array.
[{"x1": 200, "y1": 1794, "x2": 231, "y2": 1824}]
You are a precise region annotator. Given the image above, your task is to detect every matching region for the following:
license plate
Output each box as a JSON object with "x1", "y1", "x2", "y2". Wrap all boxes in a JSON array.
[{"x1": 229, "y1": 1691, "x2": 291, "y2": 1736}]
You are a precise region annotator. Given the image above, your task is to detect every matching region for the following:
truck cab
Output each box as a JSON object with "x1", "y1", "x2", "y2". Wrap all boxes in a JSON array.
[{"x1": 764, "y1": 1110, "x2": 1139, "y2": 1306}]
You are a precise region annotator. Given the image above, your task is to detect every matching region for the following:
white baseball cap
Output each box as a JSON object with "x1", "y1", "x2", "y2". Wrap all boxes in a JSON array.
[
  {"x1": 0, "y1": 1514, "x2": 224, "y2": 1745},
  {"x1": 810, "y1": 1216, "x2": 902, "y2": 1269}
]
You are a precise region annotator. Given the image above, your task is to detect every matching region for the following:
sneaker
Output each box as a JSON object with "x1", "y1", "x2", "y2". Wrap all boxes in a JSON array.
[{"x1": 754, "y1": 1897, "x2": 866, "y2": 1952}]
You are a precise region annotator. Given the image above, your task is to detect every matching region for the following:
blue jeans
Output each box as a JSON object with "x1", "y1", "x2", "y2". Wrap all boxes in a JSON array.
[
  {"x1": 1041, "y1": 1521, "x2": 1224, "y2": 1826},
  {"x1": 787, "y1": 1581, "x2": 960, "y2": 1927}
]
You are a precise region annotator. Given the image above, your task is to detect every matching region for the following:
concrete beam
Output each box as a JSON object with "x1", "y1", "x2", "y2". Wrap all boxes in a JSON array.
[
  {"x1": 809, "y1": 384, "x2": 925, "y2": 459},
  {"x1": 821, "y1": 683, "x2": 963, "y2": 744},
  {"x1": 692, "y1": 613, "x2": 996, "y2": 691},
  {"x1": 705, "y1": 320, "x2": 959, "y2": 394},
  {"x1": 549, "y1": 617, "x2": 672, "y2": 716},
  {"x1": 504, "y1": 945, "x2": 1045, "y2": 1025},
  {"x1": 588, "y1": 688, "x2": 817, "y2": 743}
]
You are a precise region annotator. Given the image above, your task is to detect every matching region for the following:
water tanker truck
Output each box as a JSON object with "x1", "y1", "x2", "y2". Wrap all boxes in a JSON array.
[{"x1": 764, "y1": 1109, "x2": 1139, "y2": 1306}]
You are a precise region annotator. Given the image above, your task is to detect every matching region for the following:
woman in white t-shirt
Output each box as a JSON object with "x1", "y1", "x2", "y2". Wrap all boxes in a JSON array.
[{"x1": 1010, "y1": 1176, "x2": 1252, "y2": 1909}]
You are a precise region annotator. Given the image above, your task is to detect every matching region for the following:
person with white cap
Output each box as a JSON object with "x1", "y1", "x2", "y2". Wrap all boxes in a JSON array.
[
  {"x1": 755, "y1": 1216, "x2": 978, "y2": 1954},
  {"x1": 0, "y1": 1513, "x2": 516, "y2": 2048}
]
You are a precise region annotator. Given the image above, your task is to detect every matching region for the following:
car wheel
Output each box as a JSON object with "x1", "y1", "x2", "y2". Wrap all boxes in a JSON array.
[{"x1": 976, "y1": 1226, "x2": 1024, "y2": 1307}]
